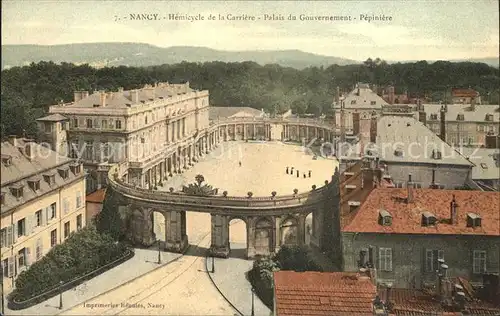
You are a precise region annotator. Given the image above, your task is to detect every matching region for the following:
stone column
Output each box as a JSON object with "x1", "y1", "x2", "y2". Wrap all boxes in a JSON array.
[
  {"x1": 209, "y1": 214, "x2": 230, "y2": 258},
  {"x1": 253, "y1": 124, "x2": 256, "y2": 139},
  {"x1": 164, "y1": 210, "x2": 189, "y2": 253},
  {"x1": 306, "y1": 126, "x2": 309, "y2": 141},
  {"x1": 225, "y1": 126, "x2": 228, "y2": 141},
  {"x1": 243, "y1": 124, "x2": 246, "y2": 140},
  {"x1": 297, "y1": 215, "x2": 306, "y2": 246},
  {"x1": 274, "y1": 216, "x2": 281, "y2": 252},
  {"x1": 246, "y1": 217, "x2": 256, "y2": 259}
]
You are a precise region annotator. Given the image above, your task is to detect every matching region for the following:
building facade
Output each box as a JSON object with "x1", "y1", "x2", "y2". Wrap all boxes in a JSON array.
[
  {"x1": 1, "y1": 137, "x2": 86, "y2": 294},
  {"x1": 342, "y1": 187, "x2": 500, "y2": 289}
]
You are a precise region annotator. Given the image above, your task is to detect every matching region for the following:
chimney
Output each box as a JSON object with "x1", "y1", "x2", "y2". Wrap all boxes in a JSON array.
[
  {"x1": 335, "y1": 86, "x2": 340, "y2": 103},
  {"x1": 407, "y1": 174, "x2": 414, "y2": 203},
  {"x1": 439, "y1": 106, "x2": 446, "y2": 142},
  {"x1": 74, "y1": 91, "x2": 82, "y2": 102},
  {"x1": 130, "y1": 90, "x2": 139, "y2": 103},
  {"x1": 370, "y1": 112, "x2": 378, "y2": 143},
  {"x1": 430, "y1": 168, "x2": 437, "y2": 188},
  {"x1": 450, "y1": 195, "x2": 458, "y2": 225},
  {"x1": 388, "y1": 86, "x2": 395, "y2": 105},
  {"x1": 368, "y1": 245, "x2": 374, "y2": 268},
  {"x1": 7, "y1": 135, "x2": 18, "y2": 146},
  {"x1": 23, "y1": 139, "x2": 36, "y2": 160},
  {"x1": 385, "y1": 283, "x2": 393, "y2": 310},
  {"x1": 100, "y1": 92, "x2": 107, "y2": 107},
  {"x1": 471, "y1": 97, "x2": 476, "y2": 111}
]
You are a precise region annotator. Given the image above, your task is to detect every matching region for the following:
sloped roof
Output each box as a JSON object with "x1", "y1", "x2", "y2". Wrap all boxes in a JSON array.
[
  {"x1": 423, "y1": 104, "x2": 499, "y2": 123},
  {"x1": 86, "y1": 188, "x2": 106, "y2": 203},
  {"x1": 334, "y1": 83, "x2": 389, "y2": 110},
  {"x1": 343, "y1": 188, "x2": 500, "y2": 235},
  {"x1": 459, "y1": 147, "x2": 500, "y2": 180},
  {"x1": 273, "y1": 271, "x2": 377, "y2": 316},
  {"x1": 375, "y1": 116, "x2": 473, "y2": 166},
  {"x1": 209, "y1": 106, "x2": 263, "y2": 120},
  {"x1": 452, "y1": 88, "x2": 480, "y2": 98},
  {"x1": 36, "y1": 113, "x2": 69, "y2": 122}
]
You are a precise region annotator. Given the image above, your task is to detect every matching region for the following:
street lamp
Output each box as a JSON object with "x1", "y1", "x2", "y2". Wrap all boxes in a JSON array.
[
  {"x1": 211, "y1": 255, "x2": 215, "y2": 273},
  {"x1": 157, "y1": 238, "x2": 162, "y2": 264},
  {"x1": 251, "y1": 287, "x2": 255, "y2": 316},
  {"x1": 58, "y1": 280, "x2": 63, "y2": 309}
]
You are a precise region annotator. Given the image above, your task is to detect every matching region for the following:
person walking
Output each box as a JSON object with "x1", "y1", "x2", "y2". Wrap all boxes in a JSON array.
[
  {"x1": 291, "y1": 167, "x2": 294, "y2": 175},
  {"x1": 296, "y1": 170, "x2": 299, "y2": 177},
  {"x1": 308, "y1": 170, "x2": 312, "y2": 178},
  {"x1": 303, "y1": 173, "x2": 306, "y2": 178},
  {"x1": 239, "y1": 161, "x2": 242, "y2": 167},
  {"x1": 286, "y1": 167, "x2": 289, "y2": 174}
]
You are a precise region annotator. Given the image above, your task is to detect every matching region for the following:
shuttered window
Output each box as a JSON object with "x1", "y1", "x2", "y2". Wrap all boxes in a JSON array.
[{"x1": 379, "y1": 248, "x2": 393, "y2": 271}]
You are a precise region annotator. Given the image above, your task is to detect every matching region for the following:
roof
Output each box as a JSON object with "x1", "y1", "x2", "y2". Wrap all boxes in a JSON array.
[
  {"x1": 333, "y1": 83, "x2": 389, "y2": 110},
  {"x1": 55, "y1": 82, "x2": 194, "y2": 109},
  {"x1": 459, "y1": 147, "x2": 500, "y2": 180},
  {"x1": 273, "y1": 271, "x2": 377, "y2": 316},
  {"x1": 1, "y1": 138, "x2": 72, "y2": 186},
  {"x1": 343, "y1": 188, "x2": 500, "y2": 236},
  {"x1": 86, "y1": 188, "x2": 106, "y2": 203},
  {"x1": 452, "y1": 88, "x2": 480, "y2": 98},
  {"x1": 374, "y1": 116, "x2": 473, "y2": 166},
  {"x1": 36, "y1": 113, "x2": 69, "y2": 122},
  {"x1": 208, "y1": 106, "x2": 264, "y2": 120},
  {"x1": 423, "y1": 104, "x2": 499, "y2": 123}
]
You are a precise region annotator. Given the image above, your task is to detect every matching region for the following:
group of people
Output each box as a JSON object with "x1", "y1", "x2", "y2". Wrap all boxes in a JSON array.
[{"x1": 286, "y1": 166, "x2": 312, "y2": 179}]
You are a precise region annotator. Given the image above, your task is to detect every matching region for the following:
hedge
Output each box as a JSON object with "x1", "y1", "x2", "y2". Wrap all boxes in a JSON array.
[{"x1": 9, "y1": 225, "x2": 130, "y2": 302}]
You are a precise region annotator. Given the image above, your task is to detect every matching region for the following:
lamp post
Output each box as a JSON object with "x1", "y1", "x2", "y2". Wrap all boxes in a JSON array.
[
  {"x1": 157, "y1": 238, "x2": 162, "y2": 264},
  {"x1": 58, "y1": 280, "x2": 63, "y2": 309},
  {"x1": 211, "y1": 255, "x2": 215, "y2": 273},
  {"x1": 251, "y1": 287, "x2": 255, "y2": 316}
]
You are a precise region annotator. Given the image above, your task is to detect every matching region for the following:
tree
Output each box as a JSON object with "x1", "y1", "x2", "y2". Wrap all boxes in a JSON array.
[{"x1": 94, "y1": 189, "x2": 127, "y2": 241}]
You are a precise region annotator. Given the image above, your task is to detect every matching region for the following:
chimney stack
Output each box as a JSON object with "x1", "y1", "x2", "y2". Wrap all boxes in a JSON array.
[
  {"x1": 370, "y1": 111, "x2": 378, "y2": 143},
  {"x1": 471, "y1": 97, "x2": 476, "y2": 111},
  {"x1": 407, "y1": 174, "x2": 414, "y2": 203},
  {"x1": 430, "y1": 168, "x2": 437, "y2": 188},
  {"x1": 385, "y1": 283, "x2": 393, "y2": 310},
  {"x1": 450, "y1": 194, "x2": 458, "y2": 225},
  {"x1": 100, "y1": 92, "x2": 107, "y2": 107},
  {"x1": 23, "y1": 139, "x2": 36, "y2": 160},
  {"x1": 74, "y1": 91, "x2": 82, "y2": 102},
  {"x1": 388, "y1": 86, "x2": 395, "y2": 105},
  {"x1": 439, "y1": 106, "x2": 446, "y2": 142},
  {"x1": 130, "y1": 90, "x2": 139, "y2": 103},
  {"x1": 7, "y1": 135, "x2": 18, "y2": 146}
]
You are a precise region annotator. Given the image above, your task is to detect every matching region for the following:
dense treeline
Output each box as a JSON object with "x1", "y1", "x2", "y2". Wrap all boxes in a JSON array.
[{"x1": 1, "y1": 59, "x2": 499, "y2": 139}]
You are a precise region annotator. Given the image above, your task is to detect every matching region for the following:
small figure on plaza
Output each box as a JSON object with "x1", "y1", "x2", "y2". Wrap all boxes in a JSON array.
[
  {"x1": 286, "y1": 166, "x2": 289, "y2": 174},
  {"x1": 239, "y1": 161, "x2": 242, "y2": 167},
  {"x1": 308, "y1": 170, "x2": 312, "y2": 178},
  {"x1": 303, "y1": 173, "x2": 306, "y2": 178},
  {"x1": 296, "y1": 170, "x2": 300, "y2": 177},
  {"x1": 291, "y1": 167, "x2": 294, "y2": 174}
]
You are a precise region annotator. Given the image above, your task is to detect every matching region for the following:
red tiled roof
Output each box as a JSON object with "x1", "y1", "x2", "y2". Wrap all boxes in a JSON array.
[
  {"x1": 452, "y1": 88, "x2": 479, "y2": 98},
  {"x1": 343, "y1": 188, "x2": 500, "y2": 235},
  {"x1": 86, "y1": 188, "x2": 106, "y2": 203},
  {"x1": 273, "y1": 271, "x2": 377, "y2": 316}
]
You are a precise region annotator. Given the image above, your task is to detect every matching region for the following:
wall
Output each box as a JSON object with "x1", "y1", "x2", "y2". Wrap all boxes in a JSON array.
[
  {"x1": 85, "y1": 201, "x2": 103, "y2": 225},
  {"x1": 342, "y1": 232, "x2": 500, "y2": 288}
]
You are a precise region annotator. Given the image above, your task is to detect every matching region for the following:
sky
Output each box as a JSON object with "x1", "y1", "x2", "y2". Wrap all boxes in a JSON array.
[{"x1": 2, "y1": 0, "x2": 499, "y2": 61}]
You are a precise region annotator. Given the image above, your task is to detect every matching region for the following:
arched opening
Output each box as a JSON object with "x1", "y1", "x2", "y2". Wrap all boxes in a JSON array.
[
  {"x1": 150, "y1": 210, "x2": 166, "y2": 243},
  {"x1": 280, "y1": 217, "x2": 299, "y2": 246},
  {"x1": 305, "y1": 212, "x2": 314, "y2": 246},
  {"x1": 228, "y1": 218, "x2": 247, "y2": 259},
  {"x1": 254, "y1": 218, "x2": 273, "y2": 256}
]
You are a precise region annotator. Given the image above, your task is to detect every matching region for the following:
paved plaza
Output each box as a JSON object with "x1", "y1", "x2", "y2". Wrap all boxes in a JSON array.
[{"x1": 164, "y1": 141, "x2": 338, "y2": 196}]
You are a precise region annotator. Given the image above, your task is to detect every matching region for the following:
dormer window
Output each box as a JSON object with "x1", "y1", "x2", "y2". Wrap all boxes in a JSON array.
[
  {"x1": 1, "y1": 155, "x2": 12, "y2": 167},
  {"x1": 351, "y1": 100, "x2": 356, "y2": 105},
  {"x1": 485, "y1": 114, "x2": 493, "y2": 122},
  {"x1": 432, "y1": 149, "x2": 442, "y2": 160},
  {"x1": 422, "y1": 212, "x2": 437, "y2": 226},
  {"x1": 430, "y1": 114, "x2": 438, "y2": 120},
  {"x1": 28, "y1": 179, "x2": 41, "y2": 192},
  {"x1": 456, "y1": 114, "x2": 465, "y2": 121},
  {"x1": 43, "y1": 173, "x2": 56, "y2": 185},
  {"x1": 480, "y1": 163, "x2": 488, "y2": 169},
  {"x1": 0, "y1": 192, "x2": 5, "y2": 205},
  {"x1": 348, "y1": 201, "x2": 361, "y2": 212},
  {"x1": 378, "y1": 209, "x2": 392, "y2": 226},
  {"x1": 58, "y1": 168, "x2": 69, "y2": 179},
  {"x1": 86, "y1": 119, "x2": 93, "y2": 128},
  {"x1": 370, "y1": 101, "x2": 376, "y2": 105},
  {"x1": 467, "y1": 213, "x2": 481, "y2": 228},
  {"x1": 69, "y1": 163, "x2": 81, "y2": 175},
  {"x1": 394, "y1": 149, "x2": 404, "y2": 157},
  {"x1": 10, "y1": 184, "x2": 24, "y2": 199}
]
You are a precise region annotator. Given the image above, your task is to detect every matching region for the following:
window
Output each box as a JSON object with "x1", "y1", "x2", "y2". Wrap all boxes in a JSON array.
[
  {"x1": 457, "y1": 114, "x2": 465, "y2": 121},
  {"x1": 430, "y1": 114, "x2": 438, "y2": 120},
  {"x1": 86, "y1": 119, "x2": 93, "y2": 128},
  {"x1": 467, "y1": 213, "x2": 482, "y2": 227},
  {"x1": 61, "y1": 122, "x2": 68, "y2": 131},
  {"x1": 378, "y1": 210, "x2": 392, "y2": 226},
  {"x1": 2, "y1": 155, "x2": 12, "y2": 167},
  {"x1": 11, "y1": 186, "x2": 23, "y2": 199},
  {"x1": 64, "y1": 221, "x2": 70, "y2": 239},
  {"x1": 379, "y1": 248, "x2": 393, "y2": 271},
  {"x1": 102, "y1": 119, "x2": 108, "y2": 129},
  {"x1": 18, "y1": 248, "x2": 26, "y2": 267},
  {"x1": 394, "y1": 149, "x2": 404, "y2": 157},
  {"x1": 76, "y1": 191, "x2": 82, "y2": 208},
  {"x1": 50, "y1": 203, "x2": 57, "y2": 219},
  {"x1": 73, "y1": 118, "x2": 78, "y2": 128},
  {"x1": 44, "y1": 122, "x2": 52, "y2": 132},
  {"x1": 2, "y1": 258, "x2": 8, "y2": 277},
  {"x1": 76, "y1": 214, "x2": 83, "y2": 230},
  {"x1": 145, "y1": 116, "x2": 148, "y2": 125},
  {"x1": 17, "y1": 218, "x2": 26, "y2": 237},
  {"x1": 85, "y1": 141, "x2": 93, "y2": 160},
  {"x1": 36, "y1": 238, "x2": 43, "y2": 260},
  {"x1": 0, "y1": 228, "x2": 7, "y2": 248},
  {"x1": 351, "y1": 100, "x2": 357, "y2": 105},
  {"x1": 58, "y1": 168, "x2": 69, "y2": 179},
  {"x1": 35, "y1": 209, "x2": 42, "y2": 227},
  {"x1": 473, "y1": 250, "x2": 487, "y2": 274},
  {"x1": 481, "y1": 163, "x2": 488, "y2": 169},
  {"x1": 63, "y1": 197, "x2": 69, "y2": 214},
  {"x1": 50, "y1": 229, "x2": 57, "y2": 247},
  {"x1": 28, "y1": 179, "x2": 40, "y2": 191},
  {"x1": 422, "y1": 212, "x2": 437, "y2": 226},
  {"x1": 69, "y1": 142, "x2": 78, "y2": 158},
  {"x1": 432, "y1": 150, "x2": 442, "y2": 160},
  {"x1": 393, "y1": 182, "x2": 404, "y2": 188},
  {"x1": 116, "y1": 120, "x2": 122, "y2": 129},
  {"x1": 425, "y1": 249, "x2": 444, "y2": 272},
  {"x1": 370, "y1": 101, "x2": 376, "y2": 105}
]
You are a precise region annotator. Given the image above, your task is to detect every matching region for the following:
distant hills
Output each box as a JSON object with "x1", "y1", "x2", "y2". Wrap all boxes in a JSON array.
[{"x1": 1, "y1": 42, "x2": 498, "y2": 70}]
